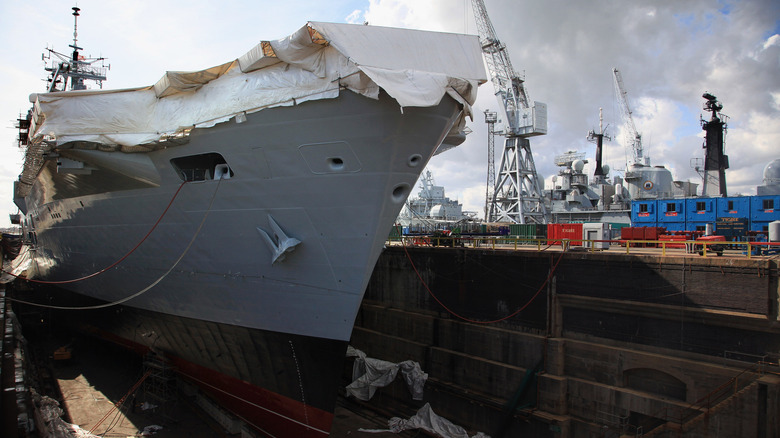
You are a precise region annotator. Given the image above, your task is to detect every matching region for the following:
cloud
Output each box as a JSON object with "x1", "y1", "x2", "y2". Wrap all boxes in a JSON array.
[
  {"x1": 763, "y1": 34, "x2": 779, "y2": 50},
  {"x1": 345, "y1": 9, "x2": 364, "y2": 24}
]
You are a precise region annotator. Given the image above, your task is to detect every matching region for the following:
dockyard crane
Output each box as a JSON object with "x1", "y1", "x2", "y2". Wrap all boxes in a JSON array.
[
  {"x1": 612, "y1": 68, "x2": 645, "y2": 166},
  {"x1": 472, "y1": 0, "x2": 548, "y2": 224}
]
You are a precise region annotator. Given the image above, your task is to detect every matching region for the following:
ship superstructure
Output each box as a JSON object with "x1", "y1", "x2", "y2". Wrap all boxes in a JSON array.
[
  {"x1": 545, "y1": 70, "x2": 699, "y2": 224},
  {"x1": 397, "y1": 170, "x2": 476, "y2": 232}
]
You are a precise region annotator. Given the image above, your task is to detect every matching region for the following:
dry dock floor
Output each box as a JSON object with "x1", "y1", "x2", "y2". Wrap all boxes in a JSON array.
[{"x1": 46, "y1": 336, "x2": 415, "y2": 437}]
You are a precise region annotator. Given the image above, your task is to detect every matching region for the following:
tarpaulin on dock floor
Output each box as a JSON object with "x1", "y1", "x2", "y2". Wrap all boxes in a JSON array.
[
  {"x1": 34, "y1": 392, "x2": 100, "y2": 438},
  {"x1": 345, "y1": 346, "x2": 427, "y2": 401},
  {"x1": 360, "y1": 403, "x2": 491, "y2": 438}
]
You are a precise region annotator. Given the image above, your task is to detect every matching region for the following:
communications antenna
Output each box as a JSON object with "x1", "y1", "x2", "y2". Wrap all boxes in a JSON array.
[{"x1": 472, "y1": 0, "x2": 548, "y2": 224}]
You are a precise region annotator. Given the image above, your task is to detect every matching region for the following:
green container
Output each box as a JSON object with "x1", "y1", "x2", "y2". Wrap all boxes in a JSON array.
[
  {"x1": 508, "y1": 223, "x2": 537, "y2": 243},
  {"x1": 388, "y1": 225, "x2": 403, "y2": 240}
]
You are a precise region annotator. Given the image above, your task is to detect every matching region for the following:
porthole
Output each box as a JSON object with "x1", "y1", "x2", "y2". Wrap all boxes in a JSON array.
[
  {"x1": 408, "y1": 154, "x2": 423, "y2": 168},
  {"x1": 328, "y1": 157, "x2": 345, "y2": 171},
  {"x1": 391, "y1": 183, "x2": 411, "y2": 203}
]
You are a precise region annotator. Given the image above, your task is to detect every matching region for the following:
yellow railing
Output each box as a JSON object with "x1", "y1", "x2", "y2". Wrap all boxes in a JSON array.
[{"x1": 389, "y1": 235, "x2": 780, "y2": 259}]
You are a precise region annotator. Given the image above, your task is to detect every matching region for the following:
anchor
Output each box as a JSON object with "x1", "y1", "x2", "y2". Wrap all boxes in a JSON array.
[{"x1": 257, "y1": 215, "x2": 301, "y2": 265}]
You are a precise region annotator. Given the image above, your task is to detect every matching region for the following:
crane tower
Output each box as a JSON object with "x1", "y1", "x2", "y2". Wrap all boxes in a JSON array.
[{"x1": 472, "y1": 0, "x2": 548, "y2": 224}]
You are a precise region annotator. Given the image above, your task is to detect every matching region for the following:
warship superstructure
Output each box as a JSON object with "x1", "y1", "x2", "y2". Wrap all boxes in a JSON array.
[
  {"x1": 10, "y1": 9, "x2": 485, "y2": 436},
  {"x1": 397, "y1": 170, "x2": 477, "y2": 232},
  {"x1": 546, "y1": 151, "x2": 697, "y2": 224}
]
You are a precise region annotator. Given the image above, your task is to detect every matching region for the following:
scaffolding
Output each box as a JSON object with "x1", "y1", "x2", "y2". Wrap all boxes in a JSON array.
[{"x1": 142, "y1": 352, "x2": 177, "y2": 417}]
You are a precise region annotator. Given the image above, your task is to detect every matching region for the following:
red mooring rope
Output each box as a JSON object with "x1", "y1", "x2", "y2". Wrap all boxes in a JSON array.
[
  {"x1": 3, "y1": 181, "x2": 189, "y2": 284},
  {"x1": 402, "y1": 243, "x2": 565, "y2": 324}
]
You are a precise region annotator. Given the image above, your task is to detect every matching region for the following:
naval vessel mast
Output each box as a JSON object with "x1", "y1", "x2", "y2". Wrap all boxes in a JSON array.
[{"x1": 43, "y1": 6, "x2": 108, "y2": 92}]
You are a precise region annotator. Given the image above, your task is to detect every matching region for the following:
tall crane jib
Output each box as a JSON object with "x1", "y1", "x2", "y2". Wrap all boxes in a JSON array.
[
  {"x1": 612, "y1": 68, "x2": 645, "y2": 166},
  {"x1": 471, "y1": 0, "x2": 548, "y2": 224}
]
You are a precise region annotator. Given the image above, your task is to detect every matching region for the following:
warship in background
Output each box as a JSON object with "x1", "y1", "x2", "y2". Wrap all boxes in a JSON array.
[
  {"x1": 544, "y1": 69, "x2": 700, "y2": 225},
  {"x1": 397, "y1": 170, "x2": 479, "y2": 233},
  {"x1": 544, "y1": 121, "x2": 697, "y2": 225},
  {"x1": 545, "y1": 150, "x2": 698, "y2": 225},
  {"x1": 758, "y1": 158, "x2": 780, "y2": 196}
]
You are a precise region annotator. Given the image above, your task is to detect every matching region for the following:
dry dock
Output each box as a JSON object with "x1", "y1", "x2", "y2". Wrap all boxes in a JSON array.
[
  {"x1": 349, "y1": 244, "x2": 780, "y2": 437},
  {"x1": 0, "y1": 284, "x2": 419, "y2": 438},
  {"x1": 3, "y1": 242, "x2": 779, "y2": 437}
]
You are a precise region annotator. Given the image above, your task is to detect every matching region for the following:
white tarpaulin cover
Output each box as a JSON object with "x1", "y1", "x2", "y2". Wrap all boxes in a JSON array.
[
  {"x1": 359, "y1": 403, "x2": 491, "y2": 438},
  {"x1": 345, "y1": 346, "x2": 428, "y2": 401},
  {"x1": 28, "y1": 22, "x2": 485, "y2": 148}
]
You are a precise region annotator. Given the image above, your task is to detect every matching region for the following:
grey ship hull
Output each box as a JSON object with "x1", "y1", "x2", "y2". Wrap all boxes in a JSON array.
[{"x1": 18, "y1": 90, "x2": 463, "y2": 435}]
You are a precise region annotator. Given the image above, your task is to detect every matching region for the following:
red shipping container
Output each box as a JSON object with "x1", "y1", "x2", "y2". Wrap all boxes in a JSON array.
[
  {"x1": 631, "y1": 227, "x2": 645, "y2": 247},
  {"x1": 658, "y1": 234, "x2": 687, "y2": 249},
  {"x1": 547, "y1": 223, "x2": 557, "y2": 244},
  {"x1": 561, "y1": 223, "x2": 583, "y2": 246},
  {"x1": 642, "y1": 226, "x2": 665, "y2": 247},
  {"x1": 547, "y1": 223, "x2": 583, "y2": 246}
]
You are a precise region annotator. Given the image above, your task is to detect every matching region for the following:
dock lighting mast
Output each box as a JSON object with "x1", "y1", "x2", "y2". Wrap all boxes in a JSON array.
[
  {"x1": 472, "y1": 0, "x2": 548, "y2": 224},
  {"x1": 612, "y1": 68, "x2": 645, "y2": 166},
  {"x1": 484, "y1": 109, "x2": 497, "y2": 221}
]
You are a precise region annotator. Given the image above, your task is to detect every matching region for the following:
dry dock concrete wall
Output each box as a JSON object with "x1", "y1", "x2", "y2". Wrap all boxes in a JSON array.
[{"x1": 350, "y1": 246, "x2": 780, "y2": 437}]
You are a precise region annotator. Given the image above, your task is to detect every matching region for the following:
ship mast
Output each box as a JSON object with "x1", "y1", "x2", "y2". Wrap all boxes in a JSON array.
[
  {"x1": 15, "y1": 6, "x2": 110, "y2": 209},
  {"x1": 43, "y1": 6, "x2": 108, "y2": 92},
  {"x1": 586, "y1": 108, "x2": 611, "y2": 183},
  {"x1": 700, "y1": 92, "x2": 729, "y2": 197}
]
